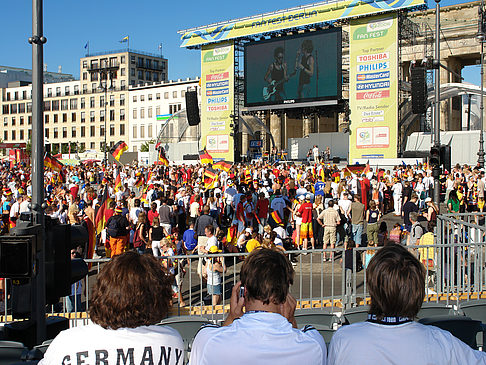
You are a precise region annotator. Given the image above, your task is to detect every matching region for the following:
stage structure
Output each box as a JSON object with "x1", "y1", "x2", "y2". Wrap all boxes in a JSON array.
[{"x1": 179, "y1": 0, "x2": 426, "y2": 162}]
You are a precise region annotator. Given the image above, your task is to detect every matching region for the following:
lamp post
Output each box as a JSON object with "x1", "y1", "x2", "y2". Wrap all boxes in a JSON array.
[
  {"x1": 478, "y1": 0, "x2": 485, "y2": 168},
  {"x1": 99, "y1": 71, "x2": 112, "y2": 166},
  {"x1": 433, "y1": 0, "x2": 441, "y2": 205}
]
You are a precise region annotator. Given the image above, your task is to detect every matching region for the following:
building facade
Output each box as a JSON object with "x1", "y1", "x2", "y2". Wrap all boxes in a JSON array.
[{"x1": 0, "y1": 50, "x2": 170, "y2": 155}]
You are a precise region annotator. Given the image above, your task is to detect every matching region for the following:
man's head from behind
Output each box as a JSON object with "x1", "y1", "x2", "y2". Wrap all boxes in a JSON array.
[
  {"x1": 240, "y1": 249, "x2": 294, "y2": 305},
  {"x1": 367, "y1": 245, "x2": 425, "y2": 320},
  {"x1": 90, "y1": 252, "x2": 172, "y2": 329}
]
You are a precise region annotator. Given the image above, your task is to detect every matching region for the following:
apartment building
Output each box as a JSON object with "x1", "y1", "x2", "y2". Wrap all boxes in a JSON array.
[
  {"x1": 129, "y1": 78, "x2": 200, "y2": 152},
  {"x1": 0, "y1": 50, "x2": 169, "y2": 154}
]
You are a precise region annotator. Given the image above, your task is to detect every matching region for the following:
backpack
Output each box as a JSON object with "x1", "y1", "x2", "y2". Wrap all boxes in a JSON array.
[{"x1": 106, "y1": 216, "x2": 124, "y2": 238}]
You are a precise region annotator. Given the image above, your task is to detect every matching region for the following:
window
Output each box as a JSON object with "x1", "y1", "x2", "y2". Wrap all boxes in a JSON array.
[
  {"x1": 11, "y1": 130, "x2": 16, "y2": 140},
  {"x1": 162, "y1": 73, "x2": 166, "y2": 80},
  {"x1": 140, "y1": 125, "x2": 145, "y2": 138},
  {"x1": 100, "y1": 110, "x2": 105, "y2": 122},
  {"x1": 90, "y1": 126, "x2": 95, "y2": 137},
  {"x1": 133, "y1": 95, "x2": 137, "y2": 102},
  {"x1": 90, "y1": 111, "x2": 95, "y2": 122},
  {"x1": 44, "y1": 115, "x2": 49, "y2": 124},
  {"x1": 74, "y1": 85, "x2": 79, "y2": 95},
  {"x1": 145, "y1": 71, "x2": 151, "y2": 80},
  {"x1": 62, "y1": 127, "x2": 67, "y2": 138},
  {"x1": 72, "y1": 127, "x2": 76, "y2": 138},
  {"x1": 20, "y1": 116, "x2": 24, "y2": 125},
  {"x1": 121, "y1": 80, "x2": 126, "y2": 90},
  {"x1": 148, "y1": 107, "x2": 152, "y2": 118},
  {"x1": 156, "y1": 93, "x2": 160, "y2": 100},
  {"x1": 19, "y1": 103, "x2": 25, "y2": 113},
  {"x1": 83, "y1": 60, "x2": 87, "y2": 68},
  {"x1": 164, "y1": 92, "x2": 169, "y2": 99},
  {"x1": 119, "y1": 124, "x2": 125, "y2": 136},
  {"x1": 137, "y1": 57, "x2": 144, "y2": 67},
  {"x1": 91, "y1": 59, "x2": 98, "y2": 69},
  {"x1": 70, "y1": 99, "x2": 77, "y2": 110},
  {"x1": 82, "y1": 84, "x2": 87, "y2": 94},
  {"x1": 148, "y1": 124, "x2": 152, "y2": 138},
  {"x1": 47, "y1": 88, "x2": 52, "y2": 97},
  {"x1": 22, "y1": 91, "x2": 27, "y2": 100},
  {"x1": 83, "y1": 72, "x2": 87, "y2": 80},
  {"x1": 120, "y1": 109, "x2": 125, "y2": 121},
  {"x1": 81, "y1": 112, "x2": 86, "y2": 123},
  {"x1": 80, "y1": 142, "x2": 85, "y2": 150},
  {"x1": 80, "y1": 97, "x2": 85, "y2": 108},
  {"x1": 154, "y1": 60, "x2": 159, "y2": 69},
  {"x1": 130, "y1": 55, "x2": 135, "y2": 64},
  {"x1": 91, "y1": 83, "x2": 97, "y2": 93},
  {"x1": 133, "y1": 109, "x2": 137, "y2": 119},
  {"x1": 54, "y1": 114, "x2": 58, "y2": 123},
  {"x1": 3, "y1": 117, "x2": 7, "y2": 126},
  {"x1": 148, "y1": 94, "x2": 152, "y2": 101},
  {"x1": 27, "y1": 102, "x2": 32, "y2": 112},
  {"x1": 99, "y1": 95, "x2": 105, "y2": 107},
  {"x1": 140, "y1": 108, "x2": 145, "y2": 118},
  {"x1": 100, "y1": 125, "x2": 105, "y2": 137},
  {"x1": 52, "y1": 101, "x2": 59, "y2": 111},
  {"x1": 20, "y1": 130, "x2": 24, "y2": 140},
  {"x1": 63, "y1": 113, "x2": 67, "y2": 123},
  {"x1": 65, "y1": 86, "x2": 70, "y2": 96},
  {"x1": 45, "y1": 129, "x2": 49, "y2": 138},
  {"x1": 156, "y1": 106, "x2": 160, "y2": 116},
  {"x1": 173, "y1": 91, "x2": 177, "y2": 98},
  {"x1": 14, "y1": 92, "x2": 18, "y2": 100},
  {"x1": 2, "y1": 105, "x2": 8, "y2": 114},
  {"x1": 61, "y1": 99, "x2": 68, "y2": 110},
  {"x1": 56, "y1": 87, "x2": 61, "y2": 97},
  {"x1": 138, "y1": 70, "x2": 143, "y2": 80},
  {"x1": 120, "y1": 94, "x2": 125, "y2": 106},
  {"x1": 121, "y1": 56, "x2": 126, "y2": 64},
  {"x1": 110, "y1": 124, "x2": 115, "y2": 136},
  {"x1": 10, "y1": 104, "x2": 17, "y2": 113},
  {"x1": 153, "y1": 73, "x2": 159, "y2": 82},
  {"x1": 131, "y1": 68, "x2": 135, "y2": 76},
  {"x1": 11, "y1": 117, "x2": 16, "y2": 126},
  {"x1": 72, "y1": 113, "x2": 76, "y2": 122},
  {"x1": 90, "y1": 142, "x2": 95, "y2": 149},
  {"x1": 146, "y1": 59, "x2": 152, "y2": 68},
  {"x1": 81, "y1": 126, "x2": 85, "y2": 137},
  {"x1": 181, "y1": 90, "x2": 186, "y2": 97},
  {"x1": 3, "y1": 131, "x2": 7, "y2": 141},
  {"x1": 110, "y1": 57, "x2": 117, "y2": 67},
  {"x1": 110, "y1": 110, "x2": 115, "y2": 121},
  {"x1": 110, "y1": 95, "x2": 115, "y2": 107},
  {"x1": 132, "y1": 125, "x2": 137, "y2": 138},
  {"x1": 91, "y1": 73, "x2": 98, "y2": 82},
  {"x1": 140, "y1": 95, "x2": 145, "y2": 102},
  {"x1": 53, "y1": 127, "x2": 58, "y2": 138},
  {"x1": 120, "y1": 68, "x2": 125, "y2": 76}
]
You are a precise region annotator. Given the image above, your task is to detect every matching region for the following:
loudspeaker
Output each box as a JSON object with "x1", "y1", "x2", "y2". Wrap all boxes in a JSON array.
[
  {"x1": 183, "y1": 154, "x2": 199, "y2": 160},
  {"x1": 411, "y1": 66, "x2": 427, "y2": 114},
  {"x1": 332, "y1": 156, "x2": 340, "y2": 164},
  {"x1": 185, "y1": 91, "x2": 200, "y2": 126}
]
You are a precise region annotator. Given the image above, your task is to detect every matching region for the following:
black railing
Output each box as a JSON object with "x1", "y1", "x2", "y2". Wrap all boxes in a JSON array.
[{"x1": 85, "y1": 48, "x2": 166, "y2": 60}]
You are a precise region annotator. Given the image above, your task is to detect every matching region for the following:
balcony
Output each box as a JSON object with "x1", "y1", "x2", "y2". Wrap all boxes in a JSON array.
[{"x1": 87, "y1": 61, "x2": 120, "y2": 73}]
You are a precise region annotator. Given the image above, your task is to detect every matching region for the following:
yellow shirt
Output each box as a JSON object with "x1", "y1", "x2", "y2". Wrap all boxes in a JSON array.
[
  {"x1": 246, "y1": 238, "x2": 261, "y2": 253},
  {"x1": 418, "y1": 232, "x2": 435, "y2": 266}
]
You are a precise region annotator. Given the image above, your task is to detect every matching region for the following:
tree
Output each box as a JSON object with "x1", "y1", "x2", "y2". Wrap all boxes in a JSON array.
[
  {"x1": 140, "y1": 139, "x2": 155, "y2": 152},
  {"x1": 25, "y1": 139, "x2": 32, "y2": 156}
]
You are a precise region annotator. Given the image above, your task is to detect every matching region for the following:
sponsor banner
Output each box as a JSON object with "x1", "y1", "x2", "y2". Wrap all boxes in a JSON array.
[
  {"x1": 180, "y1": 0, "x2": 424, "y2": 47},
  {"x1": 349, "y1": 14, "x2": 398, "y2": 160},
  {"x1": 201, "y1": 42, "x2": 234, "y2": 160}
]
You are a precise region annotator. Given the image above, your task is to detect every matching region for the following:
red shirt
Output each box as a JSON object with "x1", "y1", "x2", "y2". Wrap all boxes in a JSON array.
[
  {"x1": 298, "y1": 202, "x2": 314, "y2": 223},
  {"x1": 256, "y1": 198, "x2": 269, "y2": 218},
  {"x1": 147, "y1": 210, "x2": 159, "y2": 225}
]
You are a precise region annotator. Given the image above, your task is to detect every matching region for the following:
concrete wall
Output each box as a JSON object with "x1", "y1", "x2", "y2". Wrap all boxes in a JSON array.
[
  {"x1": 406, "y1": 130, "x2": 485, "y2": 166},
  {"x1": 288, "y1": 132, "x2": 349, "y2": 161}
]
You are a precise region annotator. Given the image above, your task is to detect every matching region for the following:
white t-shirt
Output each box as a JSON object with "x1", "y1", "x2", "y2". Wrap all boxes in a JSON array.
[
  {"x1": 189, "y1": 312, "x2": 327, "y2": 365},
  {"x1": 39, "y1": 324, "x2": 184, "y2": 365},
  {"x1": 205, "y1": 235, "x2": 218, "y2": 251},
  {"x1": 338, "y1": 199, "x2": 352, "y2": 219},
  {"x1": 328, "y1": 320, "x2": 486, "y2": 365}
]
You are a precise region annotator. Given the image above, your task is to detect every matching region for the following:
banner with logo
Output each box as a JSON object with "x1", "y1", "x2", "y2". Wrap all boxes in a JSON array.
[
  {"x1": 349, "y1": 13, "x2": 398, "y2": 161},
  {"x1": 201, "y1": 41, "x2": 235, "y2": 161},
  {"x1": 180, "y1": 0, "x2": 424, "y2": 48}
]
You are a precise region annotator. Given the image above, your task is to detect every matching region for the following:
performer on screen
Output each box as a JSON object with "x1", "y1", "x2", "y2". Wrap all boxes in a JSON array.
[
  {"x1": 296, "y1": 40, "x2": 315, "y2": 99},
  {"x1": 263, "y1": 47, "x2": 289, "y2": 101}
]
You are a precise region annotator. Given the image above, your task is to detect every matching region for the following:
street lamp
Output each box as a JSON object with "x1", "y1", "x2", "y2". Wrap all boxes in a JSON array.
[
  {"x1": 478, "y1": 1, "x2": 485, "y2": 168},
  {"x1": 99, "y1": 71, "x2": 113, "y2": 166}
]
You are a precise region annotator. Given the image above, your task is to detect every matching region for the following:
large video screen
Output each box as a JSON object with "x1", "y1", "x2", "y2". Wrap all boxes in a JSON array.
[{"x1": 245, "y1": 28, "x2": 342, "y2": 108}]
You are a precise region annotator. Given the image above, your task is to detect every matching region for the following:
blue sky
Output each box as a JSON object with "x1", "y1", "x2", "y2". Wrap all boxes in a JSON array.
[{"x1": 0, "y1": 0, "x2": 479, "y2": 84}]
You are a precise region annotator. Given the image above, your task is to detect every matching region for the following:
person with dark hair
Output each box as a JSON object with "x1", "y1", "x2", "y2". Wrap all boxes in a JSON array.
[
  {"x1": 105, "y1": 206, "x2": 130, "y2": 256},
  {"x1": 39, "y1": 252, "x2": 184, "y2": 364},
  {"x1": 296, "y1": 39, "x2": 315, "y2": 99},
  {"x1": 264, "y1": 46, "x2": 289, "y2": 101},
  {"x1": 190, "y1": 249, "x2": 326, "y2": 365},
  {"x1": 328, "y1": 245, "x2": 486, "y2": 364}
]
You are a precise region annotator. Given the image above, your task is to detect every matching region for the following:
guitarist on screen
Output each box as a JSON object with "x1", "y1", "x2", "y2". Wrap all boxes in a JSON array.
[
  {"x1": 296, "y1": 39, "x2": 315, "y2": 99},
  {"x1": 263, "y1": 47, "x2": 289, "y2": 101}
]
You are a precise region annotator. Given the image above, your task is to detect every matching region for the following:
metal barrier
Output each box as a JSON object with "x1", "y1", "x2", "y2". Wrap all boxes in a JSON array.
[{"x1": 1, "y1": 213, "x2": 486, "y2": 327}]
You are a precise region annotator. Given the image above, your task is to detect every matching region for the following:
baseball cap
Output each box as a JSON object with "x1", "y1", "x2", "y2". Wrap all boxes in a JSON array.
[
  {"x1": 208, "y1": 246, "x2": 222, "y2": 254},
  {"x1": 299, "y1": 195, "x2": 305, "y2": 201},
  {"x1": 424, "y1": 197, "x2": 432, "y2": 203},
  {"x1": 305, "y1": 193, "x2": 312, "y2": 200}
]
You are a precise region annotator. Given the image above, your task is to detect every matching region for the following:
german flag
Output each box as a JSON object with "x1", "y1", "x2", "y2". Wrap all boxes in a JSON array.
[
  {"x1": 111, "y1": 141, "x2": 128, "y2": 161},
  {"x1": 343, "y1": 164, "x2": 367, "y2": 177},
  {"x1": 83, "y1": 215, "x2": 96, "y2": 268},
  {"x1": 213, "y1": 160, "x2": 232, "y2": 172},
  {"x1": 158, "y1": 148, "x2": 169, "y2": 166},
  {"x1": 203, "y1": 167, "x2": 218, "y2": 189},
  {"x1": 94, "y1": 185, "x2": 112, "y2": 235},
  {"x1": 270, "y1": 211, "x2": 283, "y2": 226},
  {"x1": 199, "y1": 149, "x2": 213, "y2": 165},
  {"x1": 244, "y1": 168, "x2": 252, "y2": 184},
  {"x1": 44, "y1": 152, "x2": 63, "y2": 173},
  {"x1": 135, "y1": 174, "x2": 144, "y2": 189},
  {"x1": 362, "y1": 161, "x2": 370, "y2": 175},
  {"x1": 114, "y1": 173, "x2": 122, "y2": 192}
]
